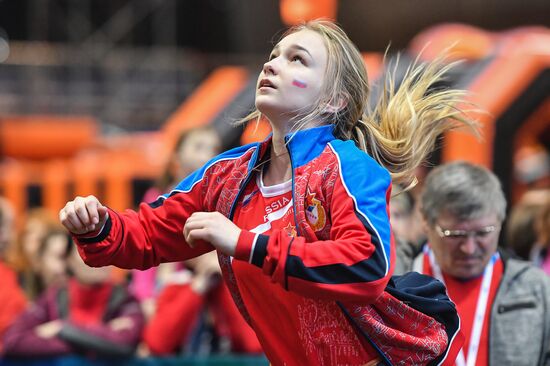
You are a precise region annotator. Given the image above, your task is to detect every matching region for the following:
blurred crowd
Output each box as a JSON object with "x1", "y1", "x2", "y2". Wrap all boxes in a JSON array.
[
  {"x1": 0, "y1": 126, "x2": 548, "y2": 363},
  {"x1": 0, "y1": 126, "x2": 262, "y2": 361}
]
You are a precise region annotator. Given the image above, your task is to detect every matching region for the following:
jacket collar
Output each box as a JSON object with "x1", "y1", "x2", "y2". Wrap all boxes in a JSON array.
[{"x1": 257, "y1": 124, "x2": 337, "y2": 169}]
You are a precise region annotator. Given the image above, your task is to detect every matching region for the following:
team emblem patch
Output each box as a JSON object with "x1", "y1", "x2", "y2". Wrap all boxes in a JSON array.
[{"x1": 305, "y1": 189, "x2": 326, "y2": 231}]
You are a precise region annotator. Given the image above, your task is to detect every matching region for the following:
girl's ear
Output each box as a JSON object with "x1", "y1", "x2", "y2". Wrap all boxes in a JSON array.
[{"x1": 324, "y1": 94, "x2": 348, "y2": 114}]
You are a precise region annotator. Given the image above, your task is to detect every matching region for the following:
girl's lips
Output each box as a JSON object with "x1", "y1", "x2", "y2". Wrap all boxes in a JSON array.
[{"x1": 259, "y1": 79, "x2": 276, "y2": 89}]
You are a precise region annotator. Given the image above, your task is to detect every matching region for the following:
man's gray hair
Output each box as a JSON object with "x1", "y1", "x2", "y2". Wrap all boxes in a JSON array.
[{"x1": 420, "y1": 161, "x2": 507, "y2": 225}]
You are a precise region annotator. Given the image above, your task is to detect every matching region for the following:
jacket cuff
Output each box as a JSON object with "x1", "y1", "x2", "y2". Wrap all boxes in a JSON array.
[
  {"x1": 234, "y1": 230, "x2": 269, "y2": 268},
  {"x1": 74, "y1": 212, "x2": 112, "y2": 245}
]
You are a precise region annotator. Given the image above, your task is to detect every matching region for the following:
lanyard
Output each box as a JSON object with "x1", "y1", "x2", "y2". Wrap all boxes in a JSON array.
[{"x1": 427, "y1": 248, "x2": 498, "y2": 366}]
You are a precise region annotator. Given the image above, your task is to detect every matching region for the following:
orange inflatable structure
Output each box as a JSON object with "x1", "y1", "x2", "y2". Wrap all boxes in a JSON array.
[{"x1": 1, "y1": 24, "x2": 548, "y2": 224}]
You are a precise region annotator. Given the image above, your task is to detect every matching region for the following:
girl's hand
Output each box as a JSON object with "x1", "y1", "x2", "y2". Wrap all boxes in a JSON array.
[
  {"x1": 183, "y1": 212, "x2": 241, "y2": 256},
  {"x1": 59, "y1": 195, "x2": 109, "y2": 235}
]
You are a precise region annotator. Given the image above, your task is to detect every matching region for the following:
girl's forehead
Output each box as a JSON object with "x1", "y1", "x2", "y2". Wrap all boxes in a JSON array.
[{"x1": 275, "y1": 29, "x2": 325, "y2": 52}]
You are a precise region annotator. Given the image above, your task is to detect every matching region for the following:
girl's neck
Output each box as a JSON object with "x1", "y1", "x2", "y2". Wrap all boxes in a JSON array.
[
  {"x1": 263, "y1": 128, "x2": 291, "y2": 186},
  {"x1": 263, "y1": 117, "x2": 321, "y2": 186},
  {"x1": 271, "y1": 128, "x2": 288, "y2": 156}
]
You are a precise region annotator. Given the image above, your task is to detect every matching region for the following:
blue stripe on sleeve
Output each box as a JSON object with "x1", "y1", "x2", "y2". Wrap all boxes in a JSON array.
[
  {"x1": 284, "y1": 141, "x2": 392, "y2": 285},
  {"x1": 149, "y1": 143, "x2": 258, "y2": 207},
  {"x1": 328, "y1": 140, "x2": 391, "y2": 275}
]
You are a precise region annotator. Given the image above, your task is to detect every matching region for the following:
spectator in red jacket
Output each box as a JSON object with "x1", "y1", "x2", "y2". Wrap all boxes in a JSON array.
[
  {"x1": 3, "y1": 232, "x2": 144, "y2": 359},
  {"x1": 0, "y1": 197, "x2": 27, "y2": 354},
  {"x1": 143, "y1": 251, "x2": 261, "y2": 355}
]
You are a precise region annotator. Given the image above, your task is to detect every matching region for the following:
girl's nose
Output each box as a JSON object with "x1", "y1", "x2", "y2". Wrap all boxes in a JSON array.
[{"x1": 263, "y1": 60, "x2": 277, "y2": 75}]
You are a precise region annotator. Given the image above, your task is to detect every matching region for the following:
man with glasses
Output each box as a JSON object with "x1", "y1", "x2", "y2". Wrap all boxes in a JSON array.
[{"x1": 395, "y1": 161, "x2": 550, "y2": 366}]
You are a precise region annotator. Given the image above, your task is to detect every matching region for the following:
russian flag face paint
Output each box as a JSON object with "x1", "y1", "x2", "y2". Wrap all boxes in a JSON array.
[{"x1": 292, "y1": 79, "x2": 307, "y2": 88}]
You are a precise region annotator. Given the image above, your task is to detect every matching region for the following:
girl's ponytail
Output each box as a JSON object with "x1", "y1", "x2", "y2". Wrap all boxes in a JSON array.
[{"x1": 352, "y1": 56, "x2": 478, "y2": 189}]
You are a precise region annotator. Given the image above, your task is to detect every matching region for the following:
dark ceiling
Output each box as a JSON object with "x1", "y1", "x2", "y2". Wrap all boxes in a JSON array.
[{"x1": 0, "y1": 0, "x2": 548, "y2": 55}]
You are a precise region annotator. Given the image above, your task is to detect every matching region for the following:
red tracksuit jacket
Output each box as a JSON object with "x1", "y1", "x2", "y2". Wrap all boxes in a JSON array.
[{"x1": 75, "y1": 125, "x2": 462, "y2": 365}]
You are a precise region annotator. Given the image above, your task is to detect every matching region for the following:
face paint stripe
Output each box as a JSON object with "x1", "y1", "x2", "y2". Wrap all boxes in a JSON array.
[{"x1": 292, "y1": 79, "x2": 307, "y2": 88}]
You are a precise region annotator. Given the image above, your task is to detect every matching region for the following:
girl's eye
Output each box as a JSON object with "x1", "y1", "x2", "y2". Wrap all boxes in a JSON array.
[
  {"x1": 291, "y1": 55, "x2": 304, "y2": 64},
  {"x1": 269, "y1": 54, "x2": 277, "y2": 61}
]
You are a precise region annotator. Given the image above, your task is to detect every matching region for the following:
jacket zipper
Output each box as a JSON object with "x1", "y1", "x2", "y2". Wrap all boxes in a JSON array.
[
  {"x1": 285, "y1": 135, "x2": 301, "y2": 236},
  {"x1": 228, "y1": 148, "x2": 261, "y2": 221}
]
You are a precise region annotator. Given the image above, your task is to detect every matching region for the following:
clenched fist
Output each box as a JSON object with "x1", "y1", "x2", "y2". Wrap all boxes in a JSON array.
[
  {"x1": 59, "y1": 195, "x2": 108, "y2": 235},
  {"x1": 184, "y1": 212, "x2": 241, "y2": 256}
]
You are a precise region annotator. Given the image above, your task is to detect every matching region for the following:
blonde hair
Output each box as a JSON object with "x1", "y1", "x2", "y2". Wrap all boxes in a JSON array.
[{"x1": 242, "y1": 20, "x2": 478, "y2": 189}]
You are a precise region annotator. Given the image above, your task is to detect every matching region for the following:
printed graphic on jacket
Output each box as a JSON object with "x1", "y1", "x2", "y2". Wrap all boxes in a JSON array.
[
  {"x1": 305, "y1": 188, "x2": 326, "y2": 232},
  {"x1": 236, "y1": 172, "x2": 295, "y2": 236}
]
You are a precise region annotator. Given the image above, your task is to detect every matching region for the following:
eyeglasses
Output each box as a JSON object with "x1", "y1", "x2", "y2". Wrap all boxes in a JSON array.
[{"x1": 435, "y1": 224, "x2": 499, "y2": 244}]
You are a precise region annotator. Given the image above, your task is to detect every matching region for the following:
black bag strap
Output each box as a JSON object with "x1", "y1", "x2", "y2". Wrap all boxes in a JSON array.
[
  {"x1": 56, "y1": 287, "x2": 70, "y2": 319},
  {"x1": 102, "y1": 284, "x2": 127, "y2": 322}
]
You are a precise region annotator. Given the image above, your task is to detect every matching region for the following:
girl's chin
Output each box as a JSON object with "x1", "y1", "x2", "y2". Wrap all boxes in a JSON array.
[{"x1": 255, "y1": 100, "x2": 278, "y2": 113}]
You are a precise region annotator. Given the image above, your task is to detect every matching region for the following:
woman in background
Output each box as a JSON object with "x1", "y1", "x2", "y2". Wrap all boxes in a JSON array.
[{"x1": 3, "y1": 231, "x2": 144, "y2": 359}]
